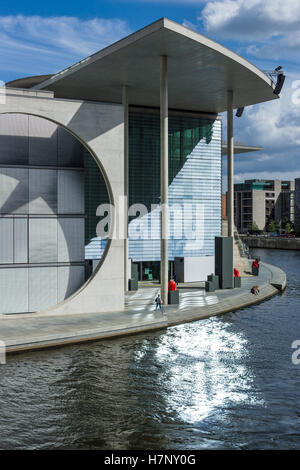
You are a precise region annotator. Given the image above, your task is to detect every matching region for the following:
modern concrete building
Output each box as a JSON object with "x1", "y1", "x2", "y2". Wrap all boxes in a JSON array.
[
  {"x1": 294, "y1": 178, "x2": 300, "y2": 233},
  {"x1": 0, "y1": 18, "x2": 279, "y2": 314},
  {"x1": 234, "y1": 179, "x2": 295, "y2": 233}
]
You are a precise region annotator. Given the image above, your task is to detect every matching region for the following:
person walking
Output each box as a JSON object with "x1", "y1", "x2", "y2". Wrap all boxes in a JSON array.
[{"x1": 155, "y1": 293, "x2": 163, "y2": 310}]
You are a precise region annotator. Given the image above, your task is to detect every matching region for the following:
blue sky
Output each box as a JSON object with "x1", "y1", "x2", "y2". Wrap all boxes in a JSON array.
[{"x1": 0, "y1": 0, "x2": 300, "y2": 185}]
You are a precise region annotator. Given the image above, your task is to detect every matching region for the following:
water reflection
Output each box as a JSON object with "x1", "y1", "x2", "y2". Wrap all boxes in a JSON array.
[
  {"x1": 0, "y1": 249, "x2": 299, "y2": 449},
  {"x1": 153, "y1": 320, "x2": 264, "y2": 424}
]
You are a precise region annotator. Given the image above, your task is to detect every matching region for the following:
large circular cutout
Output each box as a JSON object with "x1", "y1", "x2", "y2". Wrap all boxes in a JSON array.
[{"x1": 0, "y1": 113, "x2": 109, "y2": 314}]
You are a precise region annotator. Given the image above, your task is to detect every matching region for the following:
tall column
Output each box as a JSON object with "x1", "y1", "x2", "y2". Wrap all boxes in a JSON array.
[
  {"x1": 227, "y1": 90, "x2": 234, "y2": 237},
  {"x1": 122, "y1": 85, "x2": 129, "y2": 291},
  {"x1": 160, "y1": 55, "x2": 168, "y2": 305}
]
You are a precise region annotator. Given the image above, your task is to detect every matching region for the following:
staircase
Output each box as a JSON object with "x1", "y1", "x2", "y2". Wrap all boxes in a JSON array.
[{"x1": 221, "y1": 219, "x2": 250, "y2": 276}]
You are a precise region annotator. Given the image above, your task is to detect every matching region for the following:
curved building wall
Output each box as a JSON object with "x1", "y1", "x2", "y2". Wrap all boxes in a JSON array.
[{"x1": 0, "y1": 113, "x2": 87, "y2": 314}]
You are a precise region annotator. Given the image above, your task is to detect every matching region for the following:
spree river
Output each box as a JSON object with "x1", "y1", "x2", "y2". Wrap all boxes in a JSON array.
[{"x1": 0, "y1": 249, "x2": 300, "y2": 450}]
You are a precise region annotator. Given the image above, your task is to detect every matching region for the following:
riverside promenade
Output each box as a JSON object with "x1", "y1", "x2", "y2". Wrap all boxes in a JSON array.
[{"x1": 0, "y1": 262, "x2": 286, "y2": 354}]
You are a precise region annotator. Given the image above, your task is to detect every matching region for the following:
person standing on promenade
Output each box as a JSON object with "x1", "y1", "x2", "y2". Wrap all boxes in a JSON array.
[{"x1": 155, "y1": 294, "x2": 163, "y2": 310}]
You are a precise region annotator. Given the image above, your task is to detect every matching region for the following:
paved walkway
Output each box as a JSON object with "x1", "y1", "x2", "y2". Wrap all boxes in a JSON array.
[{"x1": 0, "y1": 262, "x2": 286, "y2": 354}]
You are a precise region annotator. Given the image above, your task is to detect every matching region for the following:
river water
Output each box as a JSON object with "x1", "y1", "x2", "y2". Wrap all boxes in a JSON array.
[{"x1": 0, "y1": 249, "x2": 299, "y2": 450}]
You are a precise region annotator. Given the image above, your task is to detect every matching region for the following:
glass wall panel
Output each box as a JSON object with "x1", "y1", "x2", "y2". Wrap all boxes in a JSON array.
[
  {"x1": 58, "y1": 126, "x2": 84, "y2": 167},
  {"x1": 29, "y1": 266, "x2": 57, "y2": 312},
  {"x1": 0, "y1": 168, "x2": 29, "y2": 214},
  {"x1": 57, "y1": 170, "x2": 85, "y2": 214},
  {"x1": 29, "y1": 218, "x2": 58, "y2": 263},
  {"x1": 58, "y1": 218, "x2": 85, "y2": 262},
  {"x1": 29, "y1": 169, "x2": 57, "y2": 214},
  {"x1": 14, "y1": 218, "x2": 28, "y2": 263},
  {"x1": 0, "y1": 268, "x2": 29, "y2": 314},
  {"x1": 0, "y1": 218, "x2": 13, "y2": 264},
  {"x1": 0, "y1": 114, "x2": 29, "y2": 165},
  {"x1": 0, "y1": 113, "x2": 107, "y2": 313},
  {"x1": 29, "y1": 115, "x2": 58, "y2": 166}
]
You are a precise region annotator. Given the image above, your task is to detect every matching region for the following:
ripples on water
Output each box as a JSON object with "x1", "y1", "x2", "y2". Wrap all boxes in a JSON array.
[{"x1": 0, "y1": 249, "x2": 300, "y2": 449}]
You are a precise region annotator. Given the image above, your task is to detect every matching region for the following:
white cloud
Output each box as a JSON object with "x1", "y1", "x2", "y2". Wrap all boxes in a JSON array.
[
  {"x1": 199, "y1": 0, "x2": 300, "y2": 61},
  {"x1": 0, "y1": 15, "x2": 131, "y2": 77},
  {"x1": 202, "y1": 0, "x2": 300, "y2": 38},
  {"x1": 198, "y1": 0, "x2": 300, "y2": 184},
  {"x1": 222, "y1": 76, "x2": 300, "y2": 186}
]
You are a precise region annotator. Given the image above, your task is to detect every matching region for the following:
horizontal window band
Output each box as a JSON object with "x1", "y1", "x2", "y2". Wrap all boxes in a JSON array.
[
  {"x1": 0, "y1": 214, "x2": 86, "y2": 218},
  {"x1": 0, "y1": 165, "x2": 84, "y2": 171},
  {"x1": 0, "y1": 262, "x2": 86, "y2": 268}
]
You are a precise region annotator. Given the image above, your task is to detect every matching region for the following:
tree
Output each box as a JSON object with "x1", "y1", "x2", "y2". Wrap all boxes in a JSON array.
[
  {"x1": 285, "y1": 222, "x2": 292, "y2": 233},
  {"x1": 275, "y1": 219, "x2": 281, "y2": 233},
  {"x1": 251, "y1": 221, "x2": 259, "y2": 232},
  {"x1": 267, "y1": 220, "x2": 276, "y2": 232}
]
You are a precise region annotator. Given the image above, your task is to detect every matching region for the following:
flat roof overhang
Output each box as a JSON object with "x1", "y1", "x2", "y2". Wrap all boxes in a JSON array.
[
  {"x1": 32, "y1": 18, "x2": 278, "y2": 113},
  {"x1": 222, "y1": 143, "x2": 263, "y2": 156},
  {"x1": 6, "y1": 75, "x2": 53, "y2": 89}
]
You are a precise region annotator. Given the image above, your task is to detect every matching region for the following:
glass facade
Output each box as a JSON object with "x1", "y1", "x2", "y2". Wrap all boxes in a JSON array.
[
  {"x1": 128, "y1": 111, "x2": 222, "y2": 261},
  {"x1": 0, "y1": 109, "x2": 222, "y2": 312}
]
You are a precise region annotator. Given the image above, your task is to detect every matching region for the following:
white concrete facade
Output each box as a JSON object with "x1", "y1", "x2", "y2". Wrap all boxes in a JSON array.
[
  {"x1": 0, "y1": 89, "x2": 125, "y2": 314},
  {"x1": 174, "y1": 256, "x2": 215, "y2": 283}
]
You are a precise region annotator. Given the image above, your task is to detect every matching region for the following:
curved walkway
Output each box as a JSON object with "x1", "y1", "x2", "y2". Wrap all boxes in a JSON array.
[{"x1": 0, "y1": 262, "x2": 286, "y2": 354}]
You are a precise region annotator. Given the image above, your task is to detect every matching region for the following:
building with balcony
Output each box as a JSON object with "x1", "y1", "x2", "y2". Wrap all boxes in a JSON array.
[{"x1": 234, "y1": 179, "x2": 295, "y2": 233}]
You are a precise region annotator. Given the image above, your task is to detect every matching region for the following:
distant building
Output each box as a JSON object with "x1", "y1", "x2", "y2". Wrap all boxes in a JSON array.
[
  {"x1": 234, "y1": 179, "x2": 295, "y2": 233},
  {"x1": 294, "y1": 178, "x2": 300, "y2": 233},
  {"x1": 221, "y1": 194, "x2": 227, "y2": 219}
]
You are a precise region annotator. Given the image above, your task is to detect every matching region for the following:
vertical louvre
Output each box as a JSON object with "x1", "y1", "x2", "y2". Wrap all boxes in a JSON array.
[
  {"x1": 84, "y1": 150, "x2": 109, "y2": 245},
  {"x1": 128, "y1": 111, "x2": 221, "y2": 261}
]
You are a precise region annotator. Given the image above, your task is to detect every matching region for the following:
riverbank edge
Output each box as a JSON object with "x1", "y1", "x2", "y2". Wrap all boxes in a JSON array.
[
  {"x1": 3, "y1": 262, "x2": 286, "y2": 355},
  {"x1": 241, "y1": 235, "x2": 300, "y2": 251}
]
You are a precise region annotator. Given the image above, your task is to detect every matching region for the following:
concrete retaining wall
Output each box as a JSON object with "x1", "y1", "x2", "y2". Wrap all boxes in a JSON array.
[{"x1": 241, "y1": 236, "x2": 300, "y2": 250}]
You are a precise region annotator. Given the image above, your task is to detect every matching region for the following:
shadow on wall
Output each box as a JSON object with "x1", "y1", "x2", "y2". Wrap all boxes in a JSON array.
[
  {"x1": 67, "y1": 101, "x2": 124, "y2": 143},
  {"x1": 0, "y1": 113, "x2": 109, "y2": 314}
]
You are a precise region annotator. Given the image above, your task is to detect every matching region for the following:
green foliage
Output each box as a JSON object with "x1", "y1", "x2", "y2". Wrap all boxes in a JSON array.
[
  {"x1": 251, "y1": 221, "x2": 259, "y2": 232},
  {"x1": 275, "y1": 219, "x2": 281, "y2": 232},
  {"x1": 285, "y1": 222, "x2": 292, "y2": 233},
  {"x1": 267, "y1": 220, "x2": 276, "y2": 232}
]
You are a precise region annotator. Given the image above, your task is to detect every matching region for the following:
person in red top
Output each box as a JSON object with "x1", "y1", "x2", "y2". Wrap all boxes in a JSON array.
[
  {"x1": 234, "y1": 268, "x2": 240, "y2": 277},
  {"x1": 252, "y1": 259, "x2": 259, "y2": 268},
  {"x1": 168, "y1": 280, "x2": 177, "y2": 291}
]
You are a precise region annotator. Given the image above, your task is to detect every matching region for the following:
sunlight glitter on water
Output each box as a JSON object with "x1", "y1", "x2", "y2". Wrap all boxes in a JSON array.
[{"x1": 152, "y1": 318, "x2": 265, "y2": 423}]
